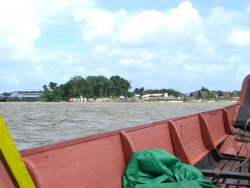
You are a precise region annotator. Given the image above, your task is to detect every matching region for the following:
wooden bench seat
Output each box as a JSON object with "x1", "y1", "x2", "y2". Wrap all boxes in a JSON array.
[
  {"x1": 120, "y1": 120, "x2": 174, "y2": 164},
  {"x1": 21, "y1": 133, "x2": 127, "y2": 188},
  {"x1": 199, "y1": 109, "x2": 249, "y2": 158},
  {"x1": 169, "y1": 114, "x2": 210, "y2": 165}
]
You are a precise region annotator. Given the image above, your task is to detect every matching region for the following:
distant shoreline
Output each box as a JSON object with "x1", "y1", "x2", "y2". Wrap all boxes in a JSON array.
[{"x1": 0, "y1": 99, "x2": 238, "y2": 103}]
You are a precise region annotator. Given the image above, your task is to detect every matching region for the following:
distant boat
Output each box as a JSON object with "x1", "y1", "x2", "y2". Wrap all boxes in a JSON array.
[
  {"x1": 1, "y1": 75, "x2": 250, "y2": 187},
  {"x1": 0, "y1": 97, "x2": 6, "y2": 102}
]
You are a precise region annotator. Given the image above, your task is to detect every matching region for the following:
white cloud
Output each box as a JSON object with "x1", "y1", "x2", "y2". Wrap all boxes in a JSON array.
[
  {"x1": 34, "y1": 65, "x2": 43, "y2": 71},
  {"x1": 80, "y1": 9, "x2": 114, "y2": 41},
  {"x1": 205, "y1": 5, "x2": 247, "y2": 47},
  {"x1": 228, "y1": 29, "x2": 250, "y2": 46},
  {"x1": 74, "y1": 8, "x2": 130, "y2": 43},
  {"x1": 59, "y1": 55, "x2": 80, "y2": 66},
  {"x1": 118, "y1": 1, "x2": 203, "y2": 47}
]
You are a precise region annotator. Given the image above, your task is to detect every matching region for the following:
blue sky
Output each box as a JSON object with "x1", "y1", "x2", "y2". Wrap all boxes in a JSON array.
[{"x1": 1, "y1": 0, "x2": 250, "y2": 94}]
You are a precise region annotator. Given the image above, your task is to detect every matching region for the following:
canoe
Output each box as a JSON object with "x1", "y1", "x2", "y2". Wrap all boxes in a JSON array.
[{"x1": 1, "y1": 74, "x2": 250, "y2": 188}]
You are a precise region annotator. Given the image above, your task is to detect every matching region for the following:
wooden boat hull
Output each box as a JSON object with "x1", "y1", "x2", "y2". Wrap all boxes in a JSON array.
[{"x1": 1, "y1": 74, "x2": 250, "y2": 187}]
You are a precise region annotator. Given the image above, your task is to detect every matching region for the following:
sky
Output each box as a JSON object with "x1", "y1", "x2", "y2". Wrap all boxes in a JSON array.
[{"x1": 1, "y1": 0, "x2": 250, "y2": 94}]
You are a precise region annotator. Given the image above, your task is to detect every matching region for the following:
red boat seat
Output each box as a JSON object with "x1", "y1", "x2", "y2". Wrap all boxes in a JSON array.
[
  {"x1": 224, "y1": 104, "x2": 238, "y2": 129},
  {"x1": 21, "y1": 133, "x2": 126, "y2": 188},
  {"x1": 120, "y1": 120, "x2": 175, "y2": 164},
  {"x1": 199, "y1": 109, "x2": 248, "y2": 158},
  {"x1": 168, "y1": 114, "x2": 210, "y2": 165}
]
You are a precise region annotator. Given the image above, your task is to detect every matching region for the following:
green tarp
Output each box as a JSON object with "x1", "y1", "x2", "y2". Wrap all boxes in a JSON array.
[{"x1": 122, "y1": 149, "x2": 216, "y2": 188}]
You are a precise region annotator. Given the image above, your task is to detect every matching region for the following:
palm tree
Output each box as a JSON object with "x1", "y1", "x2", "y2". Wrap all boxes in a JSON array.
[
  {"x1": 68, "y1": 86, "x2": 78, "y2": 98},
  {"x1": 123, "y1": 80, "x2": 131, "y2": 98},
  {"x1": 79, "y1": 80, "x2": 86, "y2": 97},
  {"x1": 86, "y1": 76, "x2": 97, "y2": 97},
  {"x1": 120, "y1": 78, "x2": 126, "y2": 96},
  {"x1": 49, "y1": 82, "x2": 57, "y2": 91},
  {"x1": 47, "y1": 91, "x2": 53, "y2": 101},
  {"x1": 43, "y1": 85, "x2": 49, "y2": 92},
  {"x1": 97, "y1": 76, "x2": 108, "y2": 98},
  {"x1": 110, "y1": 75, "x2": 121, "y2": 97}
]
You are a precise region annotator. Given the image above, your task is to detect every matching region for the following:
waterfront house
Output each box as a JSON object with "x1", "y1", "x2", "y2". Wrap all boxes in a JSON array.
[
  {"x1": 189, "y1": 91, "x2": 208, "y2": 99},
  {"x1": 10, "y1": 91, "x2": 43, "y2": 99},
  {"x1": 218, "y1": 91, "x2": 232, "y2": 99},
  {"x1": 141, "y1": 93, "x2": 168, "y2": 101},
  {"x1": 197, "y1": 91, "x2": 208, "y2": 98},
  {"x1": 189, "y1": 92, "x2": 198, "y2": 98}
]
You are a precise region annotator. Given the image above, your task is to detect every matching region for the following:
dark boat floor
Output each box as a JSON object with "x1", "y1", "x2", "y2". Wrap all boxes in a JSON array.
[{"x1": 195, "y1": 151, "x2": 250, "y2": 187}]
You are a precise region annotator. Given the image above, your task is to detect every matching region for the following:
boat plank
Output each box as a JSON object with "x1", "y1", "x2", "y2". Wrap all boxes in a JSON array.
[
  {"x1": 22, "y1": 134, "x2": 126, "y2": 188},
  {"x1": 239, "y1": 162, "x2": 249, "y2": 186},
  {"x1": 219, "y1": 136, "x2": 243, "y2": 157},
  {"x1": 237, "y1": 143, "x2": 250, "y2": 158},
  {"x1": 126, "y1": 122, "x2": 174, "y2": 155},
  {"x1": 223, "y1": 161, "x2": 240, "y2": 186},
  {"x1": 200, "y1": 110, "x2": 228, "y2": 148},
  {"x1": 224, "y1": 104, "x2": 237, "y2": 129},
  {"x1": 204, "y1": 160, "x2": 250, "y2": 188},
  {"x1": 199, "y1": 109, "x2": 250, "y2": 159},
  {"x1": 169, "y1": 114, "x2": 210, "y2": 165},
  {"x1": 213, "y1": 160, "x2": 228, "y2": 169},
  {"x1": 204, "y1": 160, "x2": 228, "y2": 182}
]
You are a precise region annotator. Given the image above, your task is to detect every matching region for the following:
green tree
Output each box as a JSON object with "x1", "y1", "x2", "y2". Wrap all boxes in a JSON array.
[
  {"x1": 134, "y1": 88, "x2": 140, "y2": 93},
  {"x1": 49, "y1": 82, "x2": 58, "y2": 91},
  {"x1": 122, "y1": 80, "x2": 131, "y2": 98},
  {"x1": 69, "y1": 86, "x2": 78, "y2": 97},
  {"x1": 43, "y1": 85, "x2": 49, "y2": 92},
  {"x1": 47, "y1": 91, "x2": 53, "y2": 102},
  {"x1": 139, "y1": 87, "x2": 145, "y2": 93},
  {"x1": 86, "y1": 76, "x2": 97, "y2": 97},
  {"x1": 207, "y1": 92, "x2": 215, "y2": 98},
  {"x1": 43, "y1": 75, "x2": 132, "y2": 101},
  {"x1": 97, "y1": 75, "x2": 108, "y2": 98},
  {"x1": 200, "y1": 86, "x2": 210, "y2": 93}
]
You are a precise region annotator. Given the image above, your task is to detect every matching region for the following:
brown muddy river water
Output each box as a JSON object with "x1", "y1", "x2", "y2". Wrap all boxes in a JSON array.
[{"x1": 0, "y1": 101, "x2": 235, "y2": 150}]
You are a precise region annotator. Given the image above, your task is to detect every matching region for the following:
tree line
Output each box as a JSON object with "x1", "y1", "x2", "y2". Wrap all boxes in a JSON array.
[
  {"x1": 133, "y1": 87, "x2": 183, "y2": 98},
  {"x1": 1, "y1": 79, "x2": 240, "y2": 102},
  {"x1": 43, "y1": 75, "x2": 132, "y2": 102}
]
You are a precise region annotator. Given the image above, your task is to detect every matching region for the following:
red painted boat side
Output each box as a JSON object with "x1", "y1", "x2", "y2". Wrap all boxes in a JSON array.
[
  {"x1": 238, "y1": 74, "x2": 250, "y2": 105},
  {"x1": 0, "y1": 162, "x2": 15, "y2": 188},
  {"x1": 200, "y1": 109, "x2": 229, "y2": 148},
  {"x1": 21, "y1": 134, "x2": 126, "y2": 188},
  {"x1": 169, "y1": 114, "x2": 210, "y2": 165}
]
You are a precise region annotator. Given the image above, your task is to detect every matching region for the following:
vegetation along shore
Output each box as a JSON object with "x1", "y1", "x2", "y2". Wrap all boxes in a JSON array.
[{"x1": 0, "y1": 75, "x2": 240, "y2": 102}]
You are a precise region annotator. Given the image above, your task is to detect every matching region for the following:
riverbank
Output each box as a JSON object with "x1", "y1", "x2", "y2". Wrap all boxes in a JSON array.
[
  {"x1": 1, "y1": 98, "x2": 239, "y2": 103},
  {"x1": 107, "y1": 99, "x2": 238, "y2": 103}
]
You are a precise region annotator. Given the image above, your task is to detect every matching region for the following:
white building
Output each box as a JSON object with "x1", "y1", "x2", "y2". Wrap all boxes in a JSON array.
[
  {"x1": 10, "y1": 91, "x2": 43, "y2": 99},
  {"x1": 135, "y1": 93, "x2": 168, "y2": 101}
]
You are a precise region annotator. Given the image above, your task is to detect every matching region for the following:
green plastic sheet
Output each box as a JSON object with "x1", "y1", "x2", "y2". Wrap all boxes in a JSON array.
[{"x1": 122, "y1": 149, "x2": 216, "y2": 188}]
